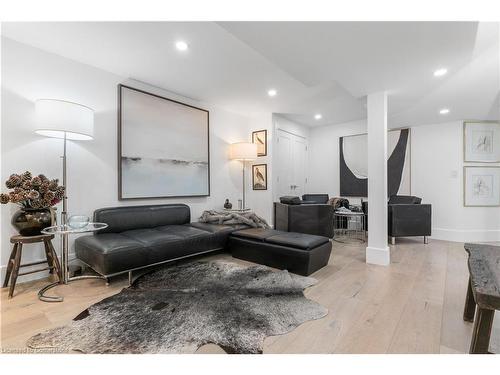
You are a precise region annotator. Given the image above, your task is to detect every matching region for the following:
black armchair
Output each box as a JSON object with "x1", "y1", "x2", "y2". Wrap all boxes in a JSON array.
[
  {"x1": 363, "y1": 195, "x2": 431, "y2": 244},
  {"x1": 301, "y1": 194, "x2": 329, "y2": 204},
  {"x1": 274, "y1": 201, "x2": 334, "y2": 238}
]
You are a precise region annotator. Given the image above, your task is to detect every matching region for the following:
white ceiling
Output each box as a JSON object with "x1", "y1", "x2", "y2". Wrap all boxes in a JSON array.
[{"x1": 2, "y1": 21, "x2": 499, "y2": 128}]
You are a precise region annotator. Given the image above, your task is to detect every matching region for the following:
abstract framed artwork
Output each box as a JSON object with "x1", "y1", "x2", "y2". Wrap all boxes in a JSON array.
[
  {"x1": 252, "y1": 129, "x2": 267, "y2": 157},
  {"x1": 118, "y1": 84, "x2": 210, "y2": 200},
  {"x1": 463, "y1": 121, "x2": 500, "y2": 163},
  {"x1": 463, "y1": 166, "x2": 500, "y2": 207},
  {"x1": 339, "y1": 128, "x2": 411, "y2": 197},
  {"x1": 252, "y1": 164, "x2": 267, "y2": 190}
]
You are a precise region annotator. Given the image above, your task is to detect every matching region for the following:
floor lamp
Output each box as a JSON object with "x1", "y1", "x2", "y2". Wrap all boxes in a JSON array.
[
  {"x1": 34, "y1": 99, "x2": 97, "y2": 301},
  {"x1": 229, "y1": 142, "x2": 257, "y2": 210}
]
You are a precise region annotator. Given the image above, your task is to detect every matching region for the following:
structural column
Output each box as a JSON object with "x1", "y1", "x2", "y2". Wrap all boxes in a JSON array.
[{"x1": 366, "y1": 91, "x2": 390, "y2": 265}]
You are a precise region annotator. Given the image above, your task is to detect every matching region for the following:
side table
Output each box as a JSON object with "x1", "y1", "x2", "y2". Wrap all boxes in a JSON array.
[
  {"x1": 3, "y1": 234, "x2": 61, "y2": 298},
  {"x1": 38, "y1": 222, "x2": 108, "y2": 302},
  {"x1": 333, "y1": 211, "x2": 366, "y2": 243}
]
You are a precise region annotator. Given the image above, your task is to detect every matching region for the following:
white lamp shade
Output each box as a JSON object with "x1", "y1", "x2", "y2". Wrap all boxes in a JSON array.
[
  {"x1": 35, "y1": 99, "x2": 94, "y2": 140},
  {"x1": 229, "y1": 142, "x2": 258, "y2": 161}
]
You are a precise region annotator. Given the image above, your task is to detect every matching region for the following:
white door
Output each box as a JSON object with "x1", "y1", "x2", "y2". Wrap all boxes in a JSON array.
[{"x1": 275, "y1": 129, "x2": 308, "y2": 198}]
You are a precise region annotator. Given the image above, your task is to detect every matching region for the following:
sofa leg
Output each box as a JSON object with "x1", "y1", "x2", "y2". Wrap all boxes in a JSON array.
[
  {"x1": 424, "y1": 236, "x2": 428, "y2": 244},
  {"x1": 128, "y1": 271, "x2": 133, "y2": 286},
  {"x1": 391, "y1": 237, "x2": 396, "y2": 245}
]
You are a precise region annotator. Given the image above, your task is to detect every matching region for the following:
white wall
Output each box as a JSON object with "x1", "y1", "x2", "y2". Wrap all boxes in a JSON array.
[
  {"x1": 1, "y1": 38, "x2": 272, "y2": 282},
  {"x1": 411, "y1": 121, "x2": 500, "y2": 242},
  {"x1": 307, "y1": 118, "x2": 500, "y2": 242},
  {"x1": 273, "y1": 115, "x2": 311, "y2": 139},
  {"x1": 307, "y1": 119, "x2": 366, "y2": 198}
]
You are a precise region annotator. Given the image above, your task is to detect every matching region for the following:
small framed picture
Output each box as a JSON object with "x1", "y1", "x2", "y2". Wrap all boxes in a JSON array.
[
  {"x1": 463, "y1": 121, "x2": 500, "y2": 162},
  {"x1": 464, "y1": 166, "x2": 500, "y2": 207},
  {"x1": 252, "y1": 129, "x2": 267, "y2": 157},
  {"x1": 252, "y1": 164, "x2": 267, "y2": 190}
]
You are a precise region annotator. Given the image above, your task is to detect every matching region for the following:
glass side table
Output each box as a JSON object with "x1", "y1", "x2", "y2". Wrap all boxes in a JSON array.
[
  {"x1": 333, "y1": 211, "x2": 366, "y2": 244},
  {"x1": 38, "y1": 222, "x2": 108, "y2": 302}
]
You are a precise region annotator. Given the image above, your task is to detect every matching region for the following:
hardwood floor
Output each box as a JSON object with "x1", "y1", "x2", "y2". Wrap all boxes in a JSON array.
[{"x1": 1, "y1": 238, "x2": 499, "y2": 354}]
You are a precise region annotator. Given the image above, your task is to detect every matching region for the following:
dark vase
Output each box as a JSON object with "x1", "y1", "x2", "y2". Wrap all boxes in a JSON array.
[
  {"x1": 224, "y1": 199, "x2": 232, "y2": 209},
  {"x1": 11, "y1": 208, "x2": 53, "y2": 236}
]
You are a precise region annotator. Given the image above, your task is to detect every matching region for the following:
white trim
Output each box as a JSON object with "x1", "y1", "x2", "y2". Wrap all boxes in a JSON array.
[
  {"x1": 366, "y1": 246, "x2": 390, "y2": 265},
  {"x1": 431, "y1": 228, "x2": 500, "y2": 243}
]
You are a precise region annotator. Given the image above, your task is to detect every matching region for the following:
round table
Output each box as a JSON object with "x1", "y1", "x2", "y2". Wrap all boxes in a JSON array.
[
  {"x1": 38, "y1": 222, "x2": 108, "y2": 302},
  {"x1": 333, "y1": 211, "x2": 366, "y2": 244}
]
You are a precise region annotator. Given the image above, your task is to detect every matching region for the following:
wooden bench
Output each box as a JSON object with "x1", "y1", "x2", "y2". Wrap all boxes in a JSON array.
[{"x1": 463, "y1": 243, "x2": 500, "y2": 354}]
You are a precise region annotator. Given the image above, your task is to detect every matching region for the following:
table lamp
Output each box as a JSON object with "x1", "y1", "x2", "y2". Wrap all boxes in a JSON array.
[{"x1": 229, "y1": 142, "x2": 257, "y2": 210}]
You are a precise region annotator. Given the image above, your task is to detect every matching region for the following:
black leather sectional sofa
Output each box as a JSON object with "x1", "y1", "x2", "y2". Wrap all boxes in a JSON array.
[{"x1": 75, "y1": 204, "x2": 332, "y2": 279}]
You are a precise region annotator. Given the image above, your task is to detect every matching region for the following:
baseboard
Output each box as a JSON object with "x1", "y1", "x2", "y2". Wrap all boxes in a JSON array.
[
  {"x1": 366, "y1": 246, "x2": 390, "y2": 265},
  {"x1": 0, "y1": 253, "x2": 75, "y2": 285},
  {"x1": 431, "y1": 228, "x2": 500, "y2": 243}
]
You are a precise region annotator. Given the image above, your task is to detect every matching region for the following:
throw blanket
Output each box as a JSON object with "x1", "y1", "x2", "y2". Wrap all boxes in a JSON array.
[
  {"x1": 199, "y1": 210, "x2": 270, "y2": 229},
  {"x1": 327, "y1": 197, "x2": 350, "y2": 210}
]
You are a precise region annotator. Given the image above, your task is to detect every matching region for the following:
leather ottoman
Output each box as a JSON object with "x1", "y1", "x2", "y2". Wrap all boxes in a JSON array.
[{"x1": 228, "y1": 228, "x2": 332, "y2": 276}]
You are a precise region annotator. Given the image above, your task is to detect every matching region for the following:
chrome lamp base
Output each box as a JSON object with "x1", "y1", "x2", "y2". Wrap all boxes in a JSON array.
[{"x1": 38, "y1": 275, "x2": 106, "y2": 302}]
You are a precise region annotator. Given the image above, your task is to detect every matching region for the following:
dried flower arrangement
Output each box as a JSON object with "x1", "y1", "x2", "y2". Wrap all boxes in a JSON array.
[{"x1": 0, "y1": 171, "x2": 65, "y2": 209}]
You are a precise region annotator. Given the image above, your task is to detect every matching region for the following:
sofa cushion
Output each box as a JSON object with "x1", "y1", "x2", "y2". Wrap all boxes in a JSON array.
[
  {"x1": 266, "y1": 232, "x2": 329, "y2": 250},
  {"x1": 94, "y1": 204, "x2": 191, "y2": 234},
  {"x1": 189, "y1": 222, "x2": 249, "y2": 234},
  {"x1": 77, "y1": 233, "x2": 144, "y2": 254},
  {"x1": 120, "y1": 228, "x2": 184, "y2": 246},
  {"x1": 75, "y1": 233, "x2": 150, "y2": 275},
  {"x1": 231, "y1": 228, "x2": 281, "y2": 241},
  {"x1": 155, "y1": 225, "x2": 212, "y2": 239}
]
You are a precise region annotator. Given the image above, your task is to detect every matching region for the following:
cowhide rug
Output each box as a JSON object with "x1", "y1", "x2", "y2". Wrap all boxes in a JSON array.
[{"x1": 27, "y1": 260, "x2": 328, "y2": 354}]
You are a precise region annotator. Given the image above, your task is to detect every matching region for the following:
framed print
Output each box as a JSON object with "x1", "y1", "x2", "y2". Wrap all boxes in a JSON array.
[
  {"x1": 463, "y1": 121, "x2": 500, "y2": 162},
  {"x1": 340, "y1": 128, "x2": 411, "y2": 197},
  {"x1": 252, "y1": 164, "x2": 267, "y2": 190},
  {"x1": 464, "y1": 166, "x2": 500, "y2": 207},
  {"x1": 252, "y1": 129, "x2": 267, "y2": 156},
  {"x1": 118, "y1": 84, "x2": 210, "y2": 199}
]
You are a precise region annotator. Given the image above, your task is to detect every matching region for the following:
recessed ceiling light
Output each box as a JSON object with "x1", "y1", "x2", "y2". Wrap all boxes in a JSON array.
[
  {"x1": 267, "y1": 89, "x2": 277, "y2": 97},
  {"x1": 433, "y1": 68, "x2": 448, "y2": 77},
  {"x1": 175, "y1": 41, "x2": 188, "y2": 51},
  {"x1": 439, "y1": 108, "x2": 450, "y2": 115},
  {"x1": 314, "y1": 114, "x2": 322, "y2": 120}
]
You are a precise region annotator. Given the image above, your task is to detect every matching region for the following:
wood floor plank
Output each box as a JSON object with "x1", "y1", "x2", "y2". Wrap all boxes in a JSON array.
[{"x1": 388, "y1": 244, "x2": 447, "y2": 353}]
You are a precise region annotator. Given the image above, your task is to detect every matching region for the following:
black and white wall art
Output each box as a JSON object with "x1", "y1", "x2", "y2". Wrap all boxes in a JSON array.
[
  {"x1": 118, "y1": 85, "x2": 210, "y2": 199},
  {"x1": 463, "y1": 121, "x2": 500, "y2": 162},
  {"x1": 339, "y1": 129, "x2": 411, "y2": 197},
  {"x1": 464, "y1": 166, "x2": 500, "y2": 207}
]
